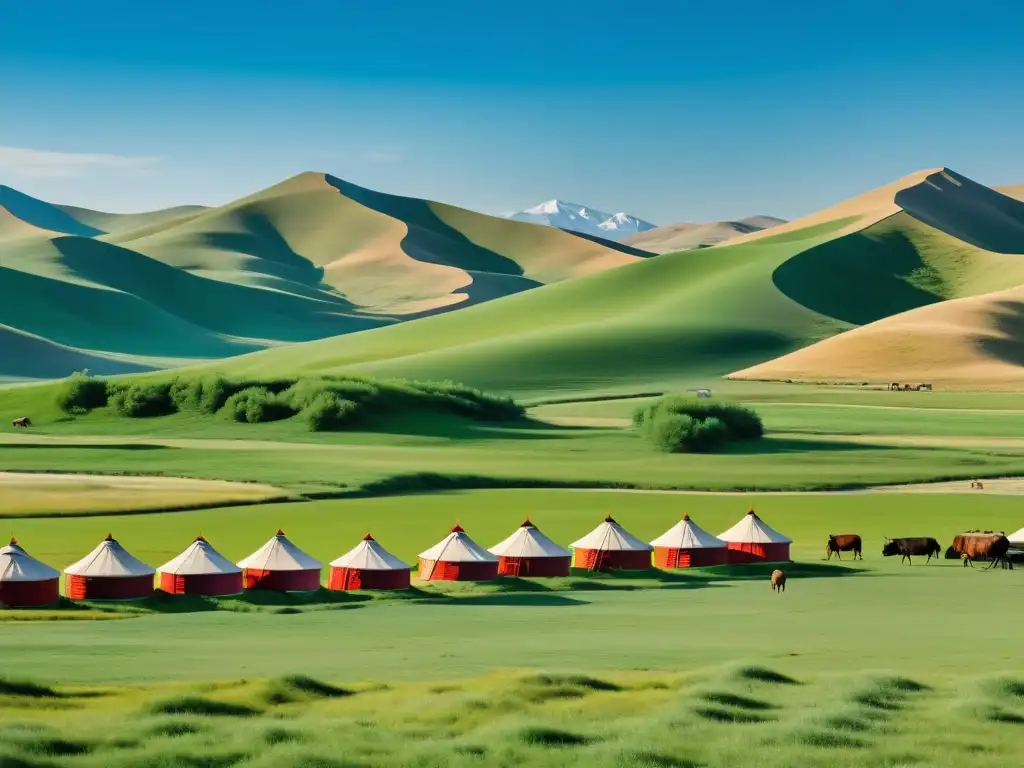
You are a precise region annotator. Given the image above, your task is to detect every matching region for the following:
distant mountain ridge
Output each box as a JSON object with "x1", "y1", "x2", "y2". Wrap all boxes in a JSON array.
[
  {"x1": 507, "y1": 199, "x2": 656, "y2": 240},
  {"x1": 623, "y1": 215, "x2": 787, "y2": 254}
]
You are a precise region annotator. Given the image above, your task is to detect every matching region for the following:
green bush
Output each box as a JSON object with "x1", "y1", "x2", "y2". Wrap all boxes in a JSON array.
[
  {"x1": 637, "y1": 395, "x2": 763, "y2": 453},
  {"x1": 223, "y1": 387, "x2": 297, "y2": 424},
  {"x1": 90, "y1": 373, "x2": 523, "y2": 430},
  {"x1": 55, "y1": 372, "x2": 109, "y2": 414},
  {"x1": 646, "y1": 414, "x2": 695, "y2": 453},
  {"x1": 109, "y1": 383, "x2": 176, "y2": 418},
  {"x1": 688, "y1": 416, "x2": 730, "y2": 452},
  {"x1": 300, "y1": 393, "x2": 360, "y2": 432}
]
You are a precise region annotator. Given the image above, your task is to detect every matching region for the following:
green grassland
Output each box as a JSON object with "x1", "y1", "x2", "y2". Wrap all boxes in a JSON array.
[
  {"x1": 3, "y1": 391, "x2": 1024, "y2": 766},
  {"x1": 0, "y1": 489, "x2": 1022, "y2": 768}
]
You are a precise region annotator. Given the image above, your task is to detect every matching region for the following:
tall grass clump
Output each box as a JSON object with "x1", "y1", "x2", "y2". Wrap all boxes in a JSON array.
[
  {"x1": 222, "y1": 387, "x2": 296, "y2": 424},
  {"x1": 108, "y1": 382, "x2": 176, "y2": 418},
  {"x1": 634, "y1": 395, "x2": 763, "y2": 453},
  {"x1": 55, "y1": 371, "x2": 109, "y2": 414},
  {"x1": 300, "y1": 393, "x2": 360, "y2": 432}
]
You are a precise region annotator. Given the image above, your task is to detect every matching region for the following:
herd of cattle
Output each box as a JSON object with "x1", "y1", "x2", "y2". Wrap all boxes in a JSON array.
[{"x1": 824, "y1": 532, "x2": 1017, "y2": 569}]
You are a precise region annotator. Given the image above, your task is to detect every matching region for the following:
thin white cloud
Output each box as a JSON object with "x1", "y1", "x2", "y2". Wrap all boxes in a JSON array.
[{"x1": 0, "y1": 145, "x2": 159, "y2": 179}]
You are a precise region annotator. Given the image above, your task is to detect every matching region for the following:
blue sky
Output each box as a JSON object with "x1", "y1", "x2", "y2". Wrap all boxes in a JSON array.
[{"x1": 1, "y1": 0, "x2": 1021, "y2": 223}]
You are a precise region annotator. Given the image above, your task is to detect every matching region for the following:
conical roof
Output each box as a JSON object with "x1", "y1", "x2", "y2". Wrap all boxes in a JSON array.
[
  {"x1": 489, "y1": 519, "x2": 572, "y2": 558},
  {"x1": 330, "y1": 533, "x2": 409, "y2": 571},
  {"x1": 718, "y1": 509, "x2": 791, "y2": 544},
  {"x1": 650, "y1": 514, "x2": 726, "y2": 549},
  {"x1": 418, "y1": 524, "x2": 498, "y2": 563},
  {"x1": 64, "y1": 534, "x2": 155, "y2": 578},
  {"x1": 237, "y1": 530, "x2": 321, "y2": 571},
  {"x1": 570, "y1": 515, "x2": 652, "y2": 552},
  {"x1": 1, "y1": 538, "x2": 60, "y2": 583},
  {"x1": 1008, "y1": 526, "x2": 1024, "y2": 545},
  {"x1": 158, "y1": 535, "x2": 241, "y2": 576}
]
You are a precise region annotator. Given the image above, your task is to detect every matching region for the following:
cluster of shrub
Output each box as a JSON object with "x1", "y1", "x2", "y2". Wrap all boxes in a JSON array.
[
  {"x1": 632, "y1": 395, "x2": 763, "y2": 453},
  {"x1": 56, "y1": 372, "x2": 523, "y2": 431}
]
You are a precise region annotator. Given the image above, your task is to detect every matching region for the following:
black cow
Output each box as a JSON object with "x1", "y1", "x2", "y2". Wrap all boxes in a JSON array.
[{"x1": 881, "y1": 537, "x2": 941, "y2": 565}]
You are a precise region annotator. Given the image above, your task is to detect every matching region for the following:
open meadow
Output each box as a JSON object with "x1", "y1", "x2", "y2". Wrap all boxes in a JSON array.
[{"x1": 2, "y1": 381, "x2": 1023, "y2": 767}]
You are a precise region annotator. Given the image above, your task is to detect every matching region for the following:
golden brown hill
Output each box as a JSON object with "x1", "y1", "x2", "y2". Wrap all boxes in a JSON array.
[{"x1": 729, "y1": 284, "x2": 1024, "y2": 389}]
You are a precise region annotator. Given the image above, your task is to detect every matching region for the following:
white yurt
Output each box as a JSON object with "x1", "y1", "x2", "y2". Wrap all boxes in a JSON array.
[
  {"x1": 418, "y1": 524, "x2": 498, "y2": 581},
  {"x1": 489, "y1": 518, "x2": 572, "y2": 577},
  {"x1": 158, "y1": 535, "x2": 243, "y2": 596},
  {"x1": 0, "y1": 538, "x2": 61, "y2": 608},
  {"x1": 650, "y1": 513, "x2": 728, "y2": 568},
  {"x1": 64, "y1": 534, "x2": 155, "y2": 600},
  {"x1": 328, "y1": 533, "x2": 410, "y2": 591},
  {"x1": 718, "y1": 508, "x2": 792, "y2": 563},
  {"x1": 237, "y1": 530, "x2": 322, "y2": 591},
  {"x1": 571, "y1": 515, "x2": 652, "y2": 571}
]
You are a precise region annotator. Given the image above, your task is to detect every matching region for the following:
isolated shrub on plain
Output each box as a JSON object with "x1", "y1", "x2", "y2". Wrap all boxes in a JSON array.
[
  {"x1": 56, "y1": 371, "x2": 109, "y2": 413},
  {"x1": 637, "y1": 394, "x2": 764, "y2": 453},
  {"x1": 109, "y1": 383, "x2": 176, "y2": 418}
]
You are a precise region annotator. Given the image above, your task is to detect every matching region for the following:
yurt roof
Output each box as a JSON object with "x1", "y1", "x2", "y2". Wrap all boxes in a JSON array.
[
  {"x1": 718, "y1": 510, "x2": 792, "y2": 544},
  {"x1": 570, "y1": 515, "x2": 653, "y2": 552},
  {"x1": 330, "y1": 534, "x2": 410, "y2": 571},
  {"x1": 158, "y1": 536, "x2": 241, "y2": 576},
  {"x1": 650, "y1": 514, "x2": 726, "y2": 549},
  {"x1": 64, "y1": 534, "x2": 156, "y2": 578},
  {"x1": 237, "y1": 530, "x2": 322, "y2": 571},
  {"x1": 1008, "y1": 526, "x2": 1024, "y2": 545},
  {"x1": 1, "y1": 538, "x2": 60, "y2": 583},
  {"x1": 418, "y1": 525, "x2": 498, "y2": 563},
  {"x1": 489, "y1": 519, "x2": 572, "y2": 558}
]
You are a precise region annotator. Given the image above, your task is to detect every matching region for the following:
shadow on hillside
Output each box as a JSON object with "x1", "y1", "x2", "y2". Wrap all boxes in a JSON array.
[
  {"x1": 199, "y1": 212, "x2": 328, "y2": 288},
  {"x1": 367, "y1": 415, "x2": 594, "y2": 441},
  {"x1": 980, "y1": 300, "x2": 1024, "y2": 366},
  {"x1": 441, "y1": 593, "x2": 588, "y2": 607},
  {"x1": 772, "y1": 227, "x2": 940, "y2": 326},
  {"x1": 0, "y1": 442, "x2": 172, "y2": 452},
  {"x1": 36, "y1": 561, "x2": 866, "y2": 618},
  {"x1": 326, "y1": 175, "x2": 535, "y2": 280},
  {"x1": 727, "y1": 437, "x2": 890, "y2": 455}
]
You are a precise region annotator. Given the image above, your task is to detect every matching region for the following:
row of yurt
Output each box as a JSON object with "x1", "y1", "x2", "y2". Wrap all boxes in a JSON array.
[{"x1": 1, "y1": 510, "x2": 792, "y2": 607}]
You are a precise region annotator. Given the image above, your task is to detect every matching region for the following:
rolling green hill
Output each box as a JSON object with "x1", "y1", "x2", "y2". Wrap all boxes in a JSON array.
[
  {"x1": 0, "y1": 175, "x2": 645, "y2": 380},
  {"x1": 205, "y1": 169, "x2": 1024, "y2": 398}
]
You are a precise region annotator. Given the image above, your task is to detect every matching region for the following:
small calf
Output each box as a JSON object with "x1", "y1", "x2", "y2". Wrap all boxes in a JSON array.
[{"x1": 770, "y1": 569, "x2": 786, "y2": 593}]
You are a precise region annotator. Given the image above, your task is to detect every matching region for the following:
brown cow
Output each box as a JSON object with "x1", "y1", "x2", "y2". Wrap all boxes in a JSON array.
[
  {"x1": 770, "y1": 569, "x2": 786, "y2": 593},
  {"x1": 825, "y1": 534, "x2": 862, "y2": 560},
  {"x1": 950, "y1": 532, "x2": 1013, "y2": 570},
  {"x1": 11, "y1": 417, "x2": 30, "y2": 428}
]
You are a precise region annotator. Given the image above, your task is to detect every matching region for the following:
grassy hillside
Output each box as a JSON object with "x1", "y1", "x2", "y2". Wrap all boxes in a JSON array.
[
  {"x1": 198, "y1": 168, "x2": 1024, "y2": 399},
  {"x1": 0, "y1": 176, "x2": 644, "y2": 380}
]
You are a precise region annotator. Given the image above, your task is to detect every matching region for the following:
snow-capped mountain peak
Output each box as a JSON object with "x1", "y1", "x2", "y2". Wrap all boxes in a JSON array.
[{"x1": 508, "y1": 199, "x2": 655, "y2": 241}]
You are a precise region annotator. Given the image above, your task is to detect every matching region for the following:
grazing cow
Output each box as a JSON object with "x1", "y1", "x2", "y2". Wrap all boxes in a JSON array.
[
  {"x1": 881, "y1": 537, "x2": 942, "y2": 565},
  {"x1": 770, "y1": 569, "x2": 786, "y2": 593},
  {"x1": 825, "y1": 534, "x2": 862, "y2": 561},
  {"x1": 11, "y1": 417, "x2": 30, "y2": 428},
  {"x1": 950, "y1": 532, "x2": 1013, "y2": 570}
]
